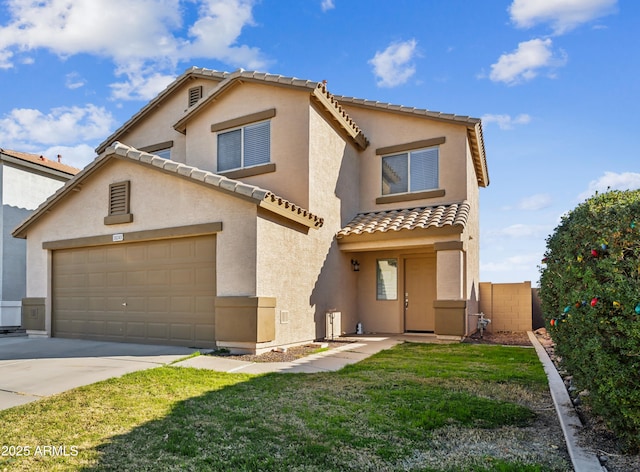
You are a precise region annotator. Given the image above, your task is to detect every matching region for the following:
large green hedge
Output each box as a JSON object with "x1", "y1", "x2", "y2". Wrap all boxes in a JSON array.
[{"x1": 539, "y1": 189, "x2": 640, "y2": 451}]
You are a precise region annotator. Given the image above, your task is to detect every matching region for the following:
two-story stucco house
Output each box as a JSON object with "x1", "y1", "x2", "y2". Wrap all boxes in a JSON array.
[
  {"x1": 0, "y1": 149, "x2": 78, "y2": 328},
  {"x1": 13, "y1": 67, "x2": 488, "y2": 353}
]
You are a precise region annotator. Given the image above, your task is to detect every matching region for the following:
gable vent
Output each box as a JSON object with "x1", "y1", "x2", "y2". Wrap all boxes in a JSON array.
[
  {"x1": 104, "y1": 181, "x2": 133, "y2": 225},
  {"x1": 109, "y1": 181, "x2": 129, "y2": 214},
  {"x1": 188, "y1": 86, "x2": 203, "y2": 107}
]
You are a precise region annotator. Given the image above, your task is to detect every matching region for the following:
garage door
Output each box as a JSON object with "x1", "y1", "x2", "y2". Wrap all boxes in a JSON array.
[{"x1": 52, "y1": 235, "x2": 216, "y2": 348}]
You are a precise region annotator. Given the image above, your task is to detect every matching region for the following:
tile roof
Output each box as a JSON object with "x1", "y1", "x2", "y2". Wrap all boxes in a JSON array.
[
  {"x1": 173, "y1": 69, "x2": 368, "y2": 148},
  {"x1": 337, "y1": 202, "x2": 470, "y2": 239},
  {"x1": 0, "y1": 148, "x2": 80, "y2": 176},
  {"x1": 109, "y1": 143, "x2": 324, "y2": 229},
  {"x1": 332, "y1": 95, "x2": 481, "y2": 126},
  {"x1": 12, "y1": 142, "x2": 324, "y2": 239}
]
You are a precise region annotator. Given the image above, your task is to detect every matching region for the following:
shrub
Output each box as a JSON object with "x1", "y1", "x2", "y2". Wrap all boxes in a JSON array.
[{"x1": 539, "y1": 189, "x2": 640, "y2": 451}]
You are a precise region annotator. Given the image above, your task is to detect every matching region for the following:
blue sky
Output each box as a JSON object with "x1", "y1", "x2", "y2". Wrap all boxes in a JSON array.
[{"x1": 0, "y1": 0, "x2": 638, "y2": 285}]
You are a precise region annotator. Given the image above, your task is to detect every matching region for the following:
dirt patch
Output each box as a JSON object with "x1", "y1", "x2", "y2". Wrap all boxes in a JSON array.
[
  {"x1": 463, "y1": 330, "x2": 532, "y2": 346},
  {"x1": 534, "y1": 328, "x2": 640, "y2": 472},
  {"x1": 205, "y1": 340, "x2": 353, "y2": 363}
]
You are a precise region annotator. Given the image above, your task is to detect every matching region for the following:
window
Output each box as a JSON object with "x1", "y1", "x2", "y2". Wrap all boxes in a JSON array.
[
  {"x1": 104, "y1": 181, "x2": 133, "y2": 225},
  {"x1": 376, "y1": 259, "x2": 398, "y2": 300},
  {"x1": 153, "y1": 148, "x2": 171, "y2": 159},
  {"x1": 217, "y1": 120, "x2": 270, "y2": 172},
  {"x1": 140, "y1": 141, "x2": 173, "y2": 160},
  {"x1": 382, "y1": 146, "x2": 439, "y2": 195}
]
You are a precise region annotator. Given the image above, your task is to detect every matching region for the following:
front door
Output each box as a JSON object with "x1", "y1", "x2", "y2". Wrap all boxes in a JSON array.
[{"x1": 404, "y1": 256, "x2": 436, "y2": 332}]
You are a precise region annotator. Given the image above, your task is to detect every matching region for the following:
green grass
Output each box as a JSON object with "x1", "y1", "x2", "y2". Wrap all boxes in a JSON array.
[{"x1": 0, "y1": 343, "x2": 571, "y2": 471}]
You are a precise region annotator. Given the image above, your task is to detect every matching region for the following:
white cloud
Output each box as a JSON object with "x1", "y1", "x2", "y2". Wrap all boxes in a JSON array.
[
  {"x1": 0, "y1": 105, "x2": 115, "y2": 148},
  {"x1": 577, "y1": 171, "x2": 640, "y2": 201},
  {"x1": 0, "y1": 0, "x2": 265, "y2": 100},
  {"x1": 495, "y1": 224, "x2": 550, "y2": 238},
  {"x1": 517, "y1": 193, "x2": 553, "y2": 211},
  {"x1": 110, "y1": 62, "x2": 177, "y2": 101},
  {"x1": 65, "y1": 72, "x2": 86, "y2": 90},
  {"x1": 41, "y1": 144, "x2": 97, "y2": 170},
  {"x1": 369, "y1": 39, "x2": 418, "y2": 88},
  {"x1": 509, "y1": 0, "x2": 617, "y2": 35},
  {"x1": 482, "y1": 113, "x2": 531, "y2": 130},
  {"x1": 481, "y1": 252, "x2": 543, "y2": 273},
  {"x1": 489, "y1": 38, "x2": 566, "y2": 85},
  {"x1": 321, "y1": 0, "x2": 335, "y2": 12}
]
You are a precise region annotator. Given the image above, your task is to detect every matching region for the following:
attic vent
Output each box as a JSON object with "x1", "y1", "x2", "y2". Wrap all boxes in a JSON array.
[
  {"x1": 104, "y1": 181, "x2": 133, "y2": 225},
  {"x1": 188, "y1": 86, "x2": 203, "y2": 107}
]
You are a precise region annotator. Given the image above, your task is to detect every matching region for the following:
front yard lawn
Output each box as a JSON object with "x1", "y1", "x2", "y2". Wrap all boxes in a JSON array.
[{"x1": 0, "y1": 343, "x2": 571, "y2": 471}]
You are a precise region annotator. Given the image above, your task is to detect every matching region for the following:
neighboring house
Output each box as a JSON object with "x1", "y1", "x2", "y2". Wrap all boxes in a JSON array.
[
  {"x1": 0, "y1": 149, "x2": 78, "y2": 328},
  {"x1": 13, "y1": 67, "x2": 489, "y2": 353}
]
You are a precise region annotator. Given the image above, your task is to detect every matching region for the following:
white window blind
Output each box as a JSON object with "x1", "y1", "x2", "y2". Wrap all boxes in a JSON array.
[
  {"x1": 410, "y1": 147, "x2": 438, "y2": 191},
  {"x1": 243, "y1": 121, "x2": 270, "y2": 167},
  {"x1": 381, "y1": 146, "x2": 439, "y2": 195},
  {"x1": 217, "y1": 121, "x2": 270, "y2": 172}
]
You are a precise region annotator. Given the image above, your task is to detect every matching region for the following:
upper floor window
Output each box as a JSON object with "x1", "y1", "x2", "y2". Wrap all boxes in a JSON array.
[
  {"x1": 217, "y1": 120, "x2": 270, "y2": 172},
  {"x1": 382, "y1": 146, "x2": 439, "y2": 195},
  {"x1": 140, "y1": 140, "x2": 173, "y2": 160}
]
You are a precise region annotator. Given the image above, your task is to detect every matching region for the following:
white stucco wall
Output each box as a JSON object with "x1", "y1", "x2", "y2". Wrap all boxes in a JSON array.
[{"x1": 1, "y1": 163, "x2": 69, "y2": 326}]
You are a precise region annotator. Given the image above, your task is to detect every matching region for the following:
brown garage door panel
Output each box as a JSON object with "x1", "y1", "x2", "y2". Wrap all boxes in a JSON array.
[{"x1": 52, "y1": 235, "x2": 216, "y2": 348}]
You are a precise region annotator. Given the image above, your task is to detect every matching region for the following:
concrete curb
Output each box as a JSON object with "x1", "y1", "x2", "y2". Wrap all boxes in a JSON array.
[{"x1": 527, "y1": 331, "x2": 603, "y2": 472}]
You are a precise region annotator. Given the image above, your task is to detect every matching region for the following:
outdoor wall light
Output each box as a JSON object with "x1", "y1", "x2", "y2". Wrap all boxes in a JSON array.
[{"x1": 351, "y1": 259, "x2": 360, "y2": 272}]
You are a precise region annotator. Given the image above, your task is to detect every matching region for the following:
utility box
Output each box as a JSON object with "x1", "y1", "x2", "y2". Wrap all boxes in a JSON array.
[
  {"x1": 21, "y1": 298, "x2": 45, "y2": 331},
  {"x1": 325, "y1": 311, "x2": 341, "y2": 340}
]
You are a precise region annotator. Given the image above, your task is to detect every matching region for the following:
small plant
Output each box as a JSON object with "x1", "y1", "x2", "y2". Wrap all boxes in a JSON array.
[{"x1": 539, "y1": 189, "x2": 640, "y2": 451}]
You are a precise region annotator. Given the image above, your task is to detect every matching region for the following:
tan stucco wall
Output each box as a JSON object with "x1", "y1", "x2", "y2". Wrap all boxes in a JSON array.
[
  {"x1": 478, "y1": 281, "x2": 532, "y2": 332},
  {"x1": 339, "y1": 105, "x2": 470, "y2": 213},
  {"x1": 24, "y1": 158, "x2": 260, "y2": 334},
  {"x1": 464, "y1": 139, "x2": 481, "y2": 312},
  {"x1": 183, "y1": 82, "x2": 311, "y2": 208},
  {"x1": 254, "y1": 104, "x2": 360, "y2": 347},
  {"x1": 354, "y1": 249, "x2": 438, "y2": 334}
]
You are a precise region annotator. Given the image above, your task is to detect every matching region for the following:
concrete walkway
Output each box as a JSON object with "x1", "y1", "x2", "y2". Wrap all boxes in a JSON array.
[
  {"x1": 0, "y1": 337, "x2": 195, "y2": 410},
  {"x1": 174, "y1": 336, "x2": 404, "y2": 374}
]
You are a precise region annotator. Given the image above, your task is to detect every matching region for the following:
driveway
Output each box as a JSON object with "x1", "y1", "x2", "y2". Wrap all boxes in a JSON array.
[{"x1": 0, "y1": 337, "x2": 196, "y2": 410}]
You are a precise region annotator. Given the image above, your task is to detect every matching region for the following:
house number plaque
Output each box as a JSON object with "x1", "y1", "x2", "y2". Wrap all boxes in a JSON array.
[{"x1": 112, "y1": 233, "x2": 124, "y2": 242}]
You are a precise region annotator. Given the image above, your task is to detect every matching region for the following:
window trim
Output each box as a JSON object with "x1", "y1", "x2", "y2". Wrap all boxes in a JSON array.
[
  {"x1": 216, "y1": 119, "x2": 271, "y2": 173},
  {"x1": 380, "y1": 141, "x2": 442, "y2": 197},
  {"x1": 140, "y1": 140, "x2": 173, "y2": 160},
  {"x1": 376, "y1": 137, "x2": 445, "y2": 156},
  {"x1": 211, "y1": 108, "x2": 276, "y2": 133},
  {"x1": 218, "y1": 162, "x2": 276, "y2": 179}
]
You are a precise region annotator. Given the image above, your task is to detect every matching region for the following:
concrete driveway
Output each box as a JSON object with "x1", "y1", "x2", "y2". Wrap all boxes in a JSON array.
[{"x1": 0, "y1": 337, "x2": 196, "y2": 410}]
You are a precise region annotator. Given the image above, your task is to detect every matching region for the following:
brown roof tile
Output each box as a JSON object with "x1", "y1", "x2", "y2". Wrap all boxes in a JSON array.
[
  {"x1": 0, "y1": 148, "x2": 80, "y2": 175},
  {"x1": 337, "y1": 202, "x2": 470, "y2": 238}
]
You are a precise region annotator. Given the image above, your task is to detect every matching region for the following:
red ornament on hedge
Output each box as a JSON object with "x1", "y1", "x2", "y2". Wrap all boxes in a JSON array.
[{"x1": 591, "y1": 297, "x2": 598, "y2": 307}]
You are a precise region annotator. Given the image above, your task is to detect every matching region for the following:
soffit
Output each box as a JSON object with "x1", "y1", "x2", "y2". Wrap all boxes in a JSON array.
[{"x1": 337, "y1": 201, "x2": 470, "y2": 240}]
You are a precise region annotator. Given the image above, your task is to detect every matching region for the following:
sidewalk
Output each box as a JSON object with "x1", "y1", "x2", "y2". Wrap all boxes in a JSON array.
[{"x1": 174, "y1": 336, "x2": 405, "y2": 374}]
